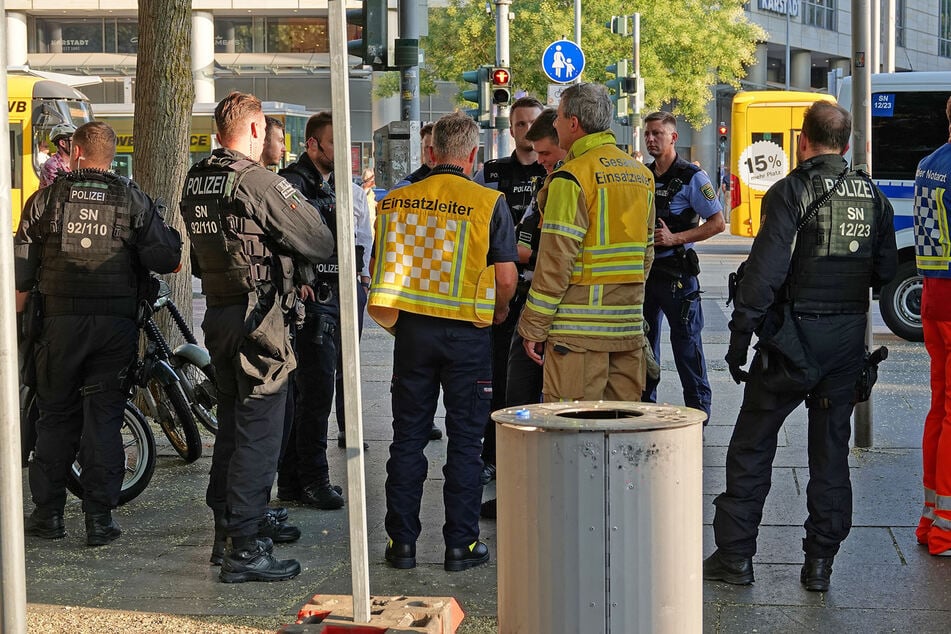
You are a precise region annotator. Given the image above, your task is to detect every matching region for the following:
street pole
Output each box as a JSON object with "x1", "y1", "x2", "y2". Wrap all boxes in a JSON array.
[
  {"x1": 574, "y1": 0, "x2": 581, "y2": 48},
  {"x1": 871, "y1": 0, "x2": 880, "y2": 74},
  {"x1": 399, "y1": 0, "x2": 421, "y2": 169},
  {"x1": 851, "y1": 0, "x2": 874, "y2": 448},
  {"x1": 328, "y1": 0, "x2": 371, "y2": 622},
  {"x1": 784, "y1": 5, "x2": 790, "y2": 90},
  {"x1": 632, "y1": 13, "x2": 642, "y2": 154},
  {"x1": 0, "y1": 0, "x2": 29, "y2": 629},
  {"x1": 495, "y1": 0, "x2": 511, "y2": 158},
  {"x1": 885, "y1": 0, "x2": 896, "y2": 72}
]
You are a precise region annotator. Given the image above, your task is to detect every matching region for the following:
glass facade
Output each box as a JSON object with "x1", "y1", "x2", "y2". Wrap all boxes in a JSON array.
[
  {"x1": 33, "y1": 18, "x2": 138, "y2": 54},
  {"x1": 802, "y1": 0, "x2": 836, "y2": 31},
  {"x1": 942, "y1": 0, "x2": 951, "y2": 58},
  {"x1": 213, "y1": 17, "x2": 361, "y2": 54}
]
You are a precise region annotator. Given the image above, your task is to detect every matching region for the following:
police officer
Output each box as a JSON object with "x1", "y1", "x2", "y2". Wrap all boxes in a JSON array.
[
  {"x1": 641, "y1": 111, "x2": 725, "y2": 423},
  {"x1": 16, "y1": 121, "x2": 182, "y2": 546},
  {"x1": 705, "y1": 101, "x2": 897, "y2": 592},
  {"x1": 277, "y1": 111, "x2": 372, "y2": 507},
  {"x1": 369, "y1": 112, "x2": 517, "y2": 572},
  {"x1": 481, "y1": 108, "x2": 568, "y2": 520},
  {"x1": 181, "y1": 92, "x2": 334, "y2": 583},
  {"x1": 518, "y1": 83, "x2": 655, "y2": 401},
  {"x1": 474, "y1": 96, "x2": 546, "y2": 484}
]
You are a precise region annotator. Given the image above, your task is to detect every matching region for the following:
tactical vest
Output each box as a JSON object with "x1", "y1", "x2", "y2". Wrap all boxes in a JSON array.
[
  {"x1": 482, "y1": 156, "x2": 547, "y2": 225},
  {"x1": 790, "y1": 167, "x2": 880, "y2": 314},
  {"x1": 180, "y1": 157, "x2": 272, "y2": 299},
  {"x1": 652, "y1": 159, "x2": 701, "y2": 240},
  {"x1": 38, "y1": 170, "x2": 137, "y2": 300},
  {"x1": 553, "y1": 145, "x2": 653, "y2": 285},
  {"x1": 368, "y1": 172, "x2": 500, "y2": 329}
]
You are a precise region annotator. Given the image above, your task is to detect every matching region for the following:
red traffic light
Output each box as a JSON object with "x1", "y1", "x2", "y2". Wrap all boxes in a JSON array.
[
  {"x1": 718, "y1": 124, "x2": 728, "y2": 136},
  {"x1": 491, "y1": 68, "x2": 510, "y2": 86}
]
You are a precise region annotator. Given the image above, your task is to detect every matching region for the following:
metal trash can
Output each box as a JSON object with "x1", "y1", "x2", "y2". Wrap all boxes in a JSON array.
[{"x1": 493, "y1": 401, "x2": 704, "y2": 634}]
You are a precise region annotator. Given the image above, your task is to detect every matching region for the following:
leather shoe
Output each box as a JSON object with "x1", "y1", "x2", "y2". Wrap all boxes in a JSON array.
[
  {"x1": 338, "y1": 435, "x2": 370, "y2": 450},
  {"x1": 219, "y1": 537, "x2": 300, "y2": 583},
  {"x1": 800, "y1": 557, "x2": 833, "y2": 592},
  {"x1": 300, "y1": 483, "x2": 345, "y2": 510},
  {"x1": 258, "y1": 512, "x2": 301, "y2": 543},
  {"x1": 211, "y1": 534, "x2": 275, "y2": 566},
  {"x1": 266, "y1": 507, "x2": 289, "y2": 523},
  {"x1": 85, "y1": 512, "x2": 122, "y2": 547},
  {"x1": 384, "y1": 539, "x2": 417, "y2": 569},
  {"x1": 26, "y1": 509, "x2": 65, "y2": 540},
  {"x1": 480, "y1": 463, "x2": 497, "y2": 486},
  {"x1": 444, "y1": 540, "x2": 490, "y2": 572},
  {"x1": 429, "y1": 426, "x2": 443, "y2": 441},
  {"x1": 703, "y1": 550, "x2": 754, "y2": 585}
]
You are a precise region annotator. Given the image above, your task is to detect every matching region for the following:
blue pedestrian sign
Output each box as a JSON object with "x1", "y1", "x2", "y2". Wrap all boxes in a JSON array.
[{"x1": 542, "y1": 40, "x2": 585, "y2": 84}]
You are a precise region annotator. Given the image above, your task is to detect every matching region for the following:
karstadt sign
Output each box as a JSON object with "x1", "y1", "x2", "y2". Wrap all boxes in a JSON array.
[{"x1": 758, "y1": 0, "x2": 800, "y2": 17}]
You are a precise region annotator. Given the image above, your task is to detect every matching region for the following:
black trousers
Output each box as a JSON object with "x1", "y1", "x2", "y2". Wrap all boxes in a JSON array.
[
  {"x1": 482, "y1": 292, "x2": 525, "y2": 465},
  {"x1": 30, "y1": 315, "x2": 137, "y2": 515},
  {"x1": 335, "y1": 281, "x2": 367, "y2": 434},
  {"x1": 713, "y1": 312, "x2": 866, "y2": 559},
  {"x1": 279, "y1": 295, "x2": 339, "y2": 491},
  {"x1": 385, "y1": 313, "x2": 491, "y2": 547},
  {"x1": 204, "y1": 303, "x2": 289, "y2": 537}
]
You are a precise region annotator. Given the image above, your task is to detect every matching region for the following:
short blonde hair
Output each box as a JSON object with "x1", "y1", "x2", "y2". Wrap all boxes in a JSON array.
[{"x1": 214, "y1": 92, "x2": 263, "y2": 140}]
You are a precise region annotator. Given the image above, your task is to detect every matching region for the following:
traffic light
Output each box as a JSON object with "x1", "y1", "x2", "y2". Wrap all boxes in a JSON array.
[
  {"x1": 462, "y1": 66, "x2": 490, "y2": 128},
  {"x1": 606, "y1": 60, "x2": 632, "y2": 125},
  {"x1": 607, "y1": 15, "x2": 630, "y2": 36},
  {"x1": 718, "y1": 121, "x2": 728, "y2": 151},
  {"x1": 347, "y1": 0, "x2": 388, "y2": 70},
  {"x1": 490, "y1": 67, "x2": 511, "y2": 105}
]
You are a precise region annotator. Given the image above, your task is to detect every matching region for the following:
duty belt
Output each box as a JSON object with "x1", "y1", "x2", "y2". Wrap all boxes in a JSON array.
[{"x1": 43, "y1": 295, "x2": 137, "y2": 318}]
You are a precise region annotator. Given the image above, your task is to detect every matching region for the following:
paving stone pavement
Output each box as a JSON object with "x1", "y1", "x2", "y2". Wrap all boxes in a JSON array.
[{"x1": 21, "y1": 234, "x2": 951, "y2": 632}]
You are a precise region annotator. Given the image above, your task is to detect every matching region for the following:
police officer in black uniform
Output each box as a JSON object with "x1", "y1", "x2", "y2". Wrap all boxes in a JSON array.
[
  {"x1": 276, "y1": 111, "x2": 364, "y2": 510},
  {"x1": 16, "y1": 121, "x2": 182, "y2": 546},
  {"x1": 473, "y1": 96, "x2": 546, "y2": 483},
  {"x1": 181, "y1": 92, "x2": 334, "y2": 583},
  {"x1": 704, "y1": 101, "x2": 897, "y2": 592}
]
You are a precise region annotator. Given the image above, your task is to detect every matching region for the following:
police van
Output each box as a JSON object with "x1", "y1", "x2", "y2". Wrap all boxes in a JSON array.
[{"x1": 838, "y1": 72, "x2": 951, "y2": 342}]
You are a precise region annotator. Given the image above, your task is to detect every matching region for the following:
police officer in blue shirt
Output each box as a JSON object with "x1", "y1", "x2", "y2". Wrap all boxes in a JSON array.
[{"x1": 642, "y1": 111, "x2": 725, "y2": 423}]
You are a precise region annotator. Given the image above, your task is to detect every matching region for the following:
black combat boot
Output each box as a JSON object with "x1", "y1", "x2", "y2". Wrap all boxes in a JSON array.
[
  {"x1": 85, "y1": 511, "x2": 121, "y2": 547},
  {"x1": 444, "y1": 541, "x2": 490, "y2": 572},
  {"x1": 300, "y1": 482, "x2": 345, "y2": 509},
  {"x1": 703, "y1": 549, "x2": 754, "y2": 585},
  {"x1": 210, "y1": 511, "x2": 228, "y2": 566},
  {"x1": 800, "y1": 557, "x2": 834, "y2": 592},
  {"x1": 26, "y1": 508, "x2": 66, "y2": 540},
  {"x1": 219, "y1": 537, "x2": 300, "y2": 583}
]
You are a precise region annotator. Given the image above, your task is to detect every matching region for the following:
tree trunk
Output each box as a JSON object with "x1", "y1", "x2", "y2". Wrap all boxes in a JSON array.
[{"x1": 134, "y1": 0, "x2": 195, "y2": 341}]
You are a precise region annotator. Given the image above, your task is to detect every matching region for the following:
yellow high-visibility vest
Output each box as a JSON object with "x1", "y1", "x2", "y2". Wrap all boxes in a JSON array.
[{"x1": 368, "y1": 172, "x2": 500, "y2": 330}]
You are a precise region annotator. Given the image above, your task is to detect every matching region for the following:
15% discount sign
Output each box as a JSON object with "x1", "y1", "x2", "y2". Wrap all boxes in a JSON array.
[{"x1": 737, "y1": 140, "x2": 787, "y2": 192}]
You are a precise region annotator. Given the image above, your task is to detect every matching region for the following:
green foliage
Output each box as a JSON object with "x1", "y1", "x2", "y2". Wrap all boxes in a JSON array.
[{"x1": 415, "y1": 0, "x2": 763, "y2": 127}]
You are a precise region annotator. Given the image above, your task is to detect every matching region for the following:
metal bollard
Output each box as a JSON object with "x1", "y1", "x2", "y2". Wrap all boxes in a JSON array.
[{"x1": 493, "y1": 401, "x2": 704, "y2": 634}]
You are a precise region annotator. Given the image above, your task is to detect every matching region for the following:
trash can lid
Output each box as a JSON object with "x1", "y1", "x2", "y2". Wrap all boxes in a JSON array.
[{"x1": 492, "y1": 401, "x2": 705, "y2": 433}]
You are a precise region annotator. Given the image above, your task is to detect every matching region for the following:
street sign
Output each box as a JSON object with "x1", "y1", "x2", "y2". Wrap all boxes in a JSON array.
[
  {"x1": 542, "y1": 40, "x2": 585, "y2": 84},
  {"x1": 547, "y1": 84, "x2": 569, "y2": 106}
]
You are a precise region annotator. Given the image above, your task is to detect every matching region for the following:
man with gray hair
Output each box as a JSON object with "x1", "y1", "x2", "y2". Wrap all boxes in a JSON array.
[
  {"x1": 518, "y1": 83, "x2": 655, "y2": 401},
  {"x1": 368, "y1": 112, "x2": 518, "y2": 572}
]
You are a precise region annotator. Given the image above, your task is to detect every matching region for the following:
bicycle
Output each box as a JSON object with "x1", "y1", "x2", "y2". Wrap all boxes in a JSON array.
[
  {"x1": 20, "y1": 383, "x2": 157, "y2": 506},
  {"x1": 135, "y1": 277, "x2": 218, "y2": 463}
]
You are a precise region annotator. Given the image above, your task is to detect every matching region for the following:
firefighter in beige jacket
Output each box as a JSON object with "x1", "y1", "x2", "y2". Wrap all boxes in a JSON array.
[{"x1": 518, "y1": 83, "x2": 655, "y2": 401}]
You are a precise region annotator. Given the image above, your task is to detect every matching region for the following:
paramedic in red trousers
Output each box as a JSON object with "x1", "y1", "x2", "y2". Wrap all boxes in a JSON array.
[
  {"x1": 912, "y1": 95, "x2": 951, "y2": 557},
  {"x1": 705, "y1": 101, "x2": 896, "y2": 592},
  {"x1": 369, "y1": 112, "x2": 518, "y2": 572},
  {"x1": 518, "y1": 82, "x2": 655, "y2": 401},
  {"x1": 641, "y1": 111, "x2": 725, "y2": 423}
]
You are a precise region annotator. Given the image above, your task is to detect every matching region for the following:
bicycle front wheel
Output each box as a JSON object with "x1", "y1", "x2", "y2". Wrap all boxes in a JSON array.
[{"x1": 147, "y1": 378, "x2": 203, "y2": 462}]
